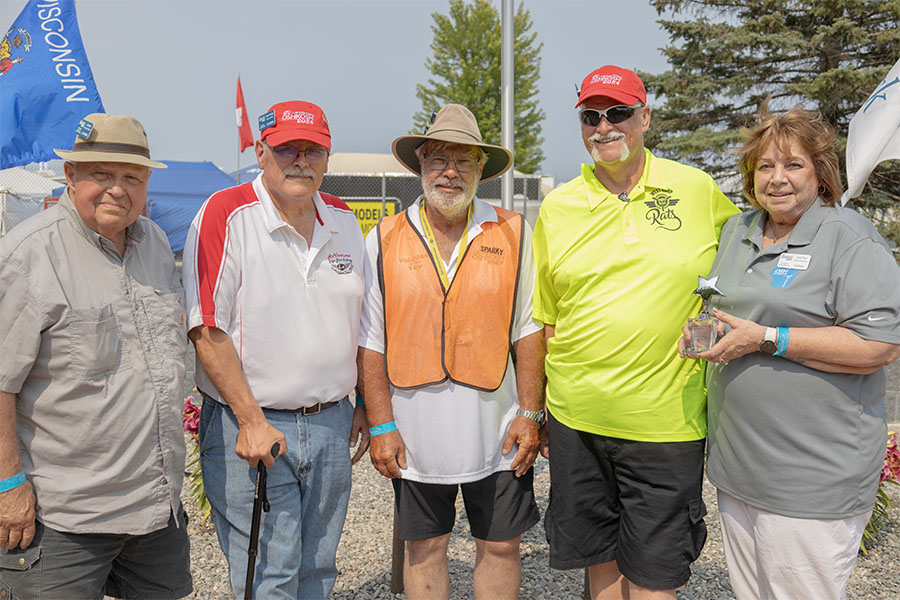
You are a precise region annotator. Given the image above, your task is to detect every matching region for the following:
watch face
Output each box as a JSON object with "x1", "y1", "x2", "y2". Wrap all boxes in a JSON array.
[{"x1": 760, "y1": 340, "x2": 777, "y2": 355}]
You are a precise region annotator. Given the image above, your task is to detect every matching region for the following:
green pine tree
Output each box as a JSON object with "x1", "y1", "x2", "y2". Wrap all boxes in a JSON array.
[
  {"x1": 642, "y1": 0, "x2": 900, "y2": 245},
  {"x1": 414, "y1": 0, "x2": 545, "y2": 173}
]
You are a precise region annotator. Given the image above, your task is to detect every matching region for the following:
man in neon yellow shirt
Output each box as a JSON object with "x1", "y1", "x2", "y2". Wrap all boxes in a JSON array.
[{"x1": 533, "y1": 65, "x2": 738, "y2": 599}]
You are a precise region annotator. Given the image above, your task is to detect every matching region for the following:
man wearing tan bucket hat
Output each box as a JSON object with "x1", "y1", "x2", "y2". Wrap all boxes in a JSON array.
[
  {"x1": 358, "y1": 104, "x2": 546, "y2": 600},
  {"x1": 0, "y1": 113, "x2": 192, "y2": 598}
]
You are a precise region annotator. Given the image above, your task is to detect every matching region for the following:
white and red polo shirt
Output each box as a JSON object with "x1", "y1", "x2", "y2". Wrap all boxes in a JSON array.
[{"x1": 183, "y1": 174, "x2": 364, "y2": 409}]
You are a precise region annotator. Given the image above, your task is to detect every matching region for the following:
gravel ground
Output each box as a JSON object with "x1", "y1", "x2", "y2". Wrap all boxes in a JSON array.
[{"x1": 181, "y1": 451, "x2": 900, "y2": 600}]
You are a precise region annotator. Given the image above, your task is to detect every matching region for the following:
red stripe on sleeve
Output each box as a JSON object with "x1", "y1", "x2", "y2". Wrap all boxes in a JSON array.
[{"x1": 194, "y1": 184, "x2": 258, "y2": 327}]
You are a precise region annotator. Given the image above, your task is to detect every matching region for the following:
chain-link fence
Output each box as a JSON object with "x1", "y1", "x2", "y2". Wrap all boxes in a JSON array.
[{"x1": 0, "y1": 165, "x2": 63, "y2": 237}]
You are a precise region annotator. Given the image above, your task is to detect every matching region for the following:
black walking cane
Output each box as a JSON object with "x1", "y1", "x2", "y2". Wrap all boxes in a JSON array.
[{"x1": 244, "y1": 442, "x2": 280, "y2": 600}]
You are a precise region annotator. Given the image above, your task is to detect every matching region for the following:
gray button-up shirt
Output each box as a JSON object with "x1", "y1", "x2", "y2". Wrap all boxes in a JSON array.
[{"x1": 0, "y1": 191, "x2": 186, "y2": 534}]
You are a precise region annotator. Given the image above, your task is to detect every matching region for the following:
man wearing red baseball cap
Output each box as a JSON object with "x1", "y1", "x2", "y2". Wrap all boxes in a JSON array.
[
  {"x1": 533, "y1": 66, "x2": 739, "y2": 598},
  {"x1": 183, "y1": 100, "x2": 369, "y2": 598}
]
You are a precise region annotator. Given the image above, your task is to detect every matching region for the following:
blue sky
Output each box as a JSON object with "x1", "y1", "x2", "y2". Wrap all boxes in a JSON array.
[{"x1": 0, "y1": 0, "x2": 671, "y2": 183}]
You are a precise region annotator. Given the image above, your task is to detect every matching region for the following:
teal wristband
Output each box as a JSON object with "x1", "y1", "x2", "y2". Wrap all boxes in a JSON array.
[
  {"x1": 355, "y1": 395, "x2": 364, "y2": 407},
  {"x1": 0, "y1": 470, "x2": 26, "y2": 493},
  {"x1": 774, "y1": 327, "x2": 789, "y2": 356},
  {"x1": 369, "y1": 421, "x2": 397, "y2": 437}
]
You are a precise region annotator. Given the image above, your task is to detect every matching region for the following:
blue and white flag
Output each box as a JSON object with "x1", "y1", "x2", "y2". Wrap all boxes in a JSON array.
[
  {"x1": 842, "y1": 57, "x2": 900, "y2": 205},
  {"x1": 0, "y1": 0, "x2": 104, "y2": 169}
]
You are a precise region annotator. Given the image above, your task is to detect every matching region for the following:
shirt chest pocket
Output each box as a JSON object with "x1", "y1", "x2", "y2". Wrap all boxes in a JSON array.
[
  {"x1": 66, "y1": 305, "x2": 129, "y2": 379},
  {"x1": 139, "y1": 290, "x2": 187, "y2": 359}
]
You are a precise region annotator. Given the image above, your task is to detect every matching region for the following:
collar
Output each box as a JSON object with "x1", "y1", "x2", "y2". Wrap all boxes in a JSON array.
[
  {"x1": 253, "y1": 173, "x2": 333, "y2": 235},
  {"x1": 582, "y1": 148, "x2": 669, "y2": 211},
  {"x1": 409, "y1": 195, "x2": 496, "y2": 233},
  {"x1": 744, "y1": 197, "x2": 830, "y2": 251},
  {"x1": 57, "y1": 189, "x2": 145, "y2": 250}
]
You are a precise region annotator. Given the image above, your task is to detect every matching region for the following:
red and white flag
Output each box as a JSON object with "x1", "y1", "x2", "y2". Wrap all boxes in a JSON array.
[{"x1": 236, "y1": 76, "x2": 253, "y2": 152}]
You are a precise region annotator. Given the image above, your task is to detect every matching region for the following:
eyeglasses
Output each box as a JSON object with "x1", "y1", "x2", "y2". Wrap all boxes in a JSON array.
[
  {"x1": 268, "y1": 143, "x2": 328, "y2": 163},
  {"x1": 578, "y1": 104, "x2": 643, "y2": 127},
  {"x1": 424, "y1": 154, "x2": 479, "y2": 174}
]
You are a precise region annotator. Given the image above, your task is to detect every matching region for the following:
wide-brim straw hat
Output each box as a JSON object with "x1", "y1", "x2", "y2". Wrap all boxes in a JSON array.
[
  {"x1": 392, "y1": 104, "x2": 513, "y2": 182},
  {"x1": 55, "y1": 113, "x2": 167, "y2": 169}
]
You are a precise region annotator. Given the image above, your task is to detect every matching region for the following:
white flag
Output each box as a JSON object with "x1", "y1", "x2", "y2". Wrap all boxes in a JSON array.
[{"x1": 842, "y1": 57, "x2": 900, "y2": 205}]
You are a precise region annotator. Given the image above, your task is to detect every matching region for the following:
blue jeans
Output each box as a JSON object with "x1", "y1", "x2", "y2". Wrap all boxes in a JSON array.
[{"x1": 199, "y1": 398, "x2": 353, "y2": 599}]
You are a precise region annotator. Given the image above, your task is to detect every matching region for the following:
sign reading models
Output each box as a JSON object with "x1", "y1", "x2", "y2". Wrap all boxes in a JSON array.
[{"x1": 346, "y1": 199, "x2": 399, "y2": 237}]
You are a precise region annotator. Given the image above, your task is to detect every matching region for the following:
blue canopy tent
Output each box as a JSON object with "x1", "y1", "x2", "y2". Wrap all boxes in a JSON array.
[{"x1": 146, "y1": 161, "x2": 235, "y2": 253}]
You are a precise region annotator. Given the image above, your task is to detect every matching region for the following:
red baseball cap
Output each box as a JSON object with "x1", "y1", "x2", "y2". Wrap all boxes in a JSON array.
[
  {"x1": 258, "y1": 101, "x2": 331, "y2": 150},
  {"x1": 575, "y1": 65, "x2": 647, "y2": 108}
]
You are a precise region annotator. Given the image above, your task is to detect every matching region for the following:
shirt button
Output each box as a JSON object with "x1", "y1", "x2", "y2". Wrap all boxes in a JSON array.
[
  {"x1": 161, "y1": 477, "x2": 168, "y2": 485},
  {"x1": 746, "y1": 268, "x2": 753, "y2": 274},
  {"x1": 2, "y1": 588, "x2": 8, "y2": 596},
  {"x1": 17, "y1": 558, "x2": 25, "y2": 565}
]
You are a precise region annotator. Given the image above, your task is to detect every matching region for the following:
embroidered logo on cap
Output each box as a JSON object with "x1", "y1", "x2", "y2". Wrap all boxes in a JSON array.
[
  {"x1": 75, "y1": 119, "x2": 94, "y2": 139},
  {"x1": 258, "y1": 110, "x2": 276, "y2": 131},
  {"x1": 282, "y1": 110, "x2": 315, "y2": 125},
  {"x1": 591, "y1": 74, "x2": 622, "y2": 86}
]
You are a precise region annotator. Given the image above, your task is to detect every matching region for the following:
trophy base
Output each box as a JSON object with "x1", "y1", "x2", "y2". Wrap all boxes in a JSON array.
[{"x1": 686, "y1": 317, "x2": 718, "y2": 354}]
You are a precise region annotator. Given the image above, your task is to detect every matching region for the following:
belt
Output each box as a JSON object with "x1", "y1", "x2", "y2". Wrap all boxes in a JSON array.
[
  {"x1": 271, "y1": 400, "x2": 342, "y2": 415},
  {"x1": 198, "y1": 390, "x2": 344, "y2": 416}
]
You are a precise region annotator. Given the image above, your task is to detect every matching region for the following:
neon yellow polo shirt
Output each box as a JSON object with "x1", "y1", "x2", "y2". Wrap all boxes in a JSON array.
[{"x1": 533, "y1": 150, "x2": 739, "y2": 441}]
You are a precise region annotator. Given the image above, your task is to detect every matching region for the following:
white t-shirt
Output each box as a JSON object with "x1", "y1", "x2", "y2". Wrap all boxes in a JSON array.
[
  {"x1": 184, "y1": 174, "x2": 365, "y2": 409},
  {"x1": 359, "y1": 196, "x2": 541, "y2": 483}
]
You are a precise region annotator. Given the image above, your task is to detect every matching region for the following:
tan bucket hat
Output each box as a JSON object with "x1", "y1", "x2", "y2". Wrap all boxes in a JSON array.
[
  {"x1": 55, "y1": 113, "x2": 167, "y2": 169},
  {"x1": 392, "y1": 104, "x2": 513, "y2": 182}
]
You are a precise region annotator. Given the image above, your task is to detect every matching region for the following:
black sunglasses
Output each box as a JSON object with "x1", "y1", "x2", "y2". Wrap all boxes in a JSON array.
[{"x1": 578, "y1": 104, "x2": 642, "y2": 127}]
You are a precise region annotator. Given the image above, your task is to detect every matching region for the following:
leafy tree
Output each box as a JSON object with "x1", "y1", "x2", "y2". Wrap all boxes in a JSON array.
[
  {"x1": 414, "y1": 0, "x2": 545, "y2": 173},
  {"x1": 642, "y1": 0, "x2": 900, "y2": 244}
]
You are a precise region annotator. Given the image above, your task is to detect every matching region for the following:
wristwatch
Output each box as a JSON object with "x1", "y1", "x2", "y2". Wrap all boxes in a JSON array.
[
  {"x1": 516, "y1": 408, "x2": 545, "y2": 425},
  {"x1": 760, "y1": 327, "x2": 778, "y2": 355}
]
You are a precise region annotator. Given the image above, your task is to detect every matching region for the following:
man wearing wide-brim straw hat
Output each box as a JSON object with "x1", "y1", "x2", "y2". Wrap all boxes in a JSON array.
[
  {"x1": 0, "y1": 113, "x2": 192, "y2": 598},
  {"x1": 358, "y1": 103, "x2": 546, "y2": 600}
]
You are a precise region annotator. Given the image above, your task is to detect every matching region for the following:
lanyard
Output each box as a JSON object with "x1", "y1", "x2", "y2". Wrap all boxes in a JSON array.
[{"x1": 418, "y1": 201, "x2": 473, "y2": 290}]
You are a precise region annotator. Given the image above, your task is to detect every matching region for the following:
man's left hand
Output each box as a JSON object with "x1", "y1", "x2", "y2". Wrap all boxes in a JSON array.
[
  {"x1": 349, "y1": 405, "x2": 370, "y2": 465},
  {"x1": 503, "y1": 416, "x2": 541, "y2": 477}
]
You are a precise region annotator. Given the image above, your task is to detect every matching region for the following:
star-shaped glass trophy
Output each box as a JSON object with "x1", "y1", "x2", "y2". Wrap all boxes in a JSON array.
[{"x1": 686, "y1": 275, "x2": 725, "y2": 355}]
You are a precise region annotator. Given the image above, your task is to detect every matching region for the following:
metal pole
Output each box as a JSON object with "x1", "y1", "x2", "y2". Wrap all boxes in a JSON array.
[
  {"x1": 500, "y1": 0, "x2": 514, "y2": 211},
  {"x1": 236, "y1": 146, "x2": 241, "y2": 185}
]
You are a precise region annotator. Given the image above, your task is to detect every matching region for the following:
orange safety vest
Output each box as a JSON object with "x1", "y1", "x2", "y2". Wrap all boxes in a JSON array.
[{"x1": 378, "y1": 205, "x2": 523, "y2": 392}]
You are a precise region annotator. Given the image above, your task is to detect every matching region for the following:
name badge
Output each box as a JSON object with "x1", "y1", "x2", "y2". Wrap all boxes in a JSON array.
[
  {"x1": 75, "y1": 119, "x2": 94, "y2": 139},
  {"x1": 777, "y1": 253, "x2": 811, "y2": 270}
]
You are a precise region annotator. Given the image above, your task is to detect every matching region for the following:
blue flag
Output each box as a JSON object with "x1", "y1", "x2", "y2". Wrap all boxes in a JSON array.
[{"x1": 0, "y1": 0, "x2": 104, "y2": 169}]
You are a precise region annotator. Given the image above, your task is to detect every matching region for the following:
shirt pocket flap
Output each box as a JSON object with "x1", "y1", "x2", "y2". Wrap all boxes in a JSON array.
[{"x1": 0, "y1": 544, "x2": 40, "y2": 570}]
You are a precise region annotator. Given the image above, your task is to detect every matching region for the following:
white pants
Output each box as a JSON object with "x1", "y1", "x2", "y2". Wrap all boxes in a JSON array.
[{"x1": 717, "y1": 489, "x2": 870, "y2": 600}]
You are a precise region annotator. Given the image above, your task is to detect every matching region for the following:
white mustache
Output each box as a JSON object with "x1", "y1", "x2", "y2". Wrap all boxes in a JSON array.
[
  {"x1": 589, "y1": 132, "x2": 624, "y2": 144},
  {"x1": 284, "y1": 167, "x2": 316, "y2": 178}
]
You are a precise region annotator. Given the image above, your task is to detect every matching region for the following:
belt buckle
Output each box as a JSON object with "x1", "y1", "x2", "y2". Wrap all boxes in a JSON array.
[{"x1": 303, "y1": 403, "x2": 322, "y2": 416}]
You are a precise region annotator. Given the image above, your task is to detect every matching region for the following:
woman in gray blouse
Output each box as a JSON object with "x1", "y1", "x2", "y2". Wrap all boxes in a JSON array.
[{"x1": 679, "y1": 102, "x2": 900, "y2": 599}]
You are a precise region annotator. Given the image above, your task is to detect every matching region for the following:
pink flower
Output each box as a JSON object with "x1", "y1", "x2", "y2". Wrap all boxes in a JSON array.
[
  {"x1": 881, "y1": 432, "x2": 900, "y2": 484},
  {"x1": 183, "y1": 395, "x2": 201, "y2": 437}
]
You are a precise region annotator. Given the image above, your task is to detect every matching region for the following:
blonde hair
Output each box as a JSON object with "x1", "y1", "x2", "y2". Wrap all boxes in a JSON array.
[{"x1": 738, "y1": 99, "x2": 841, "y2": 210}]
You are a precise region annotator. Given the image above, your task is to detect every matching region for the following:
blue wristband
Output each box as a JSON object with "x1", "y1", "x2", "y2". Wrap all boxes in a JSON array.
[
  {"x1": 774, "y1": 327, "x2": 789, "y2": 356},
  {"x1": 355, "y1": 395, "x2": 365, "y2": 407},
  {"x1": 0, "y1": 470, "x2": 26, "y2": 493},
  {"x1": 369, "y1": 421, "x2": 397, "y2": 437}
]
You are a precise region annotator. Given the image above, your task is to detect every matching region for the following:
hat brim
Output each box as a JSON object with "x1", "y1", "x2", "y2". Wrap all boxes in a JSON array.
[
  {"x1": 575, "y1": 89, "x2": 644, "y2": 108},
  {"x1": 391, "y1": 134, "x2": 513, "y2": 183},
  {"x1": 54, "y1": 148, "x2": 167, "y2": 169},
  {"x1": 263, "y1": 129, "x2": 332, "y2": 151}
]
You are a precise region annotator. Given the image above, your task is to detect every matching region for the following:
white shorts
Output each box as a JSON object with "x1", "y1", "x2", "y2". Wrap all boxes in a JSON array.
[{"x1": 717, "y1": 489, "x2": 870, "y2": 600}]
